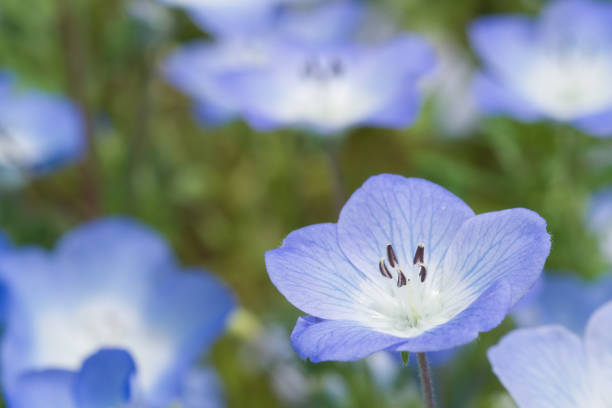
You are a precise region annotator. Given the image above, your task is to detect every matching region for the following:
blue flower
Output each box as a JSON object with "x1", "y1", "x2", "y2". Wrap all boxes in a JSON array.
[
  {"x1": 469, "y1": 0, "x2": 612, "y2": 136},
  {"x1": 512, "y1": 273, "x2": 612, "y2": 333},
  {"x1": 162, "y1": 1, "x2": 369, "y2": 127},
  {"x1": 222, "y1": 35, "x2": 435, "y2": 134},
  {"x1": 265, "y1": 174, "x2": 551, "y2": 362},
  {"x1": 0, "y1": 217, "x2": 235, "y2": 406},
  {"x1": 488, "y1": 300, "x2": 612, "y2": 407},
  {"x1": 0, "y1": 72, "x2": 85, "y2": 185}
]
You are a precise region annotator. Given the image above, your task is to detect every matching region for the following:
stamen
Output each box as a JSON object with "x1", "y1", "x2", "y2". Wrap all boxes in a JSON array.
[
  {"x1": 397, "y1": 269, "x2": 407, "y2": 287},
  {"x1": 331, "y1": 59, "x2": 343, "y2": 76},
  {"x1": 413, "y1": 243, "x2": 424, "y2": 265},
  {"x1": 379, "y1": 259, "x2": 392, "y2": 279},
  {"x1": 419, "y1": 265, "x2": 427, "y2": 283},
  {"x1": 386, "y1": 244, "x2": 399, "y2": 268}
]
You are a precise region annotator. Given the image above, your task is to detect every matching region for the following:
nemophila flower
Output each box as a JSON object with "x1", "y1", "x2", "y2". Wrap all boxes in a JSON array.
[
  {"x1": 0, "y1": 218, "x2": 235, "y2": 407},
  {"x1": 162, "y1": 1, "x2": 367, "y2": 126},
  {"x1": 470, "y1": 0, "x2": 612, "y2": 136},
  {"x1": 488, "y1": 300, "x2": 612, "y2": 407},
  {"x1": 223, "y1": 35, "x2": 435, "y2": 134},
  {"x1": 0, "y1": 72, "x2": 85, "y2": 186},
  {"x1": 513, "y1": 273, "x2": 612, "y2": 333},
  {"x1": 265, "y1": 174, "x2": 550, "y2": 362},
  {"x1": 586, "y1": 188, "x2": 612, "y2": 262}
]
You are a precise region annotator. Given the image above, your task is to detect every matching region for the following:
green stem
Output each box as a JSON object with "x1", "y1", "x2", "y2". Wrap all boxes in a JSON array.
[
  {"x1": 324, "y1": 140, "x2": 346, "y2": 214},
  {"x1": 417, "y1": 352, "x2": 436, "y2": 408}
]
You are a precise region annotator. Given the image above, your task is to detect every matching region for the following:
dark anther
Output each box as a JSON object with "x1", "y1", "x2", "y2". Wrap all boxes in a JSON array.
[
  {"x1": 419, "y1": 265, "x2": 427, "y2": 283},
  {"x1": 413, "y1": 244, "x2": 425, "y2": 265},
  {"x1": 379, "y1": 259, "x2": 392, "y2": 279},
  {"x1": 386, "y1": 244, "x2": 399, "y2": 268},
  {"x1": 302, "y1": 60, "x2": 316, "y2": 77},
  {"x1": 397, "y1": 269, "x2": 407, "y2": 288}
]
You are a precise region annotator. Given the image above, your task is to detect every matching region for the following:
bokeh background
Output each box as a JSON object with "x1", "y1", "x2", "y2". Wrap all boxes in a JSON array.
[{"x1": 1, "y1": 0, "x2": 611, "y2": 406}]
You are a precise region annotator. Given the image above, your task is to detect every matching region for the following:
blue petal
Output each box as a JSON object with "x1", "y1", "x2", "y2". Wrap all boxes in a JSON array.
[
  {"x1": 488, "y1": 326, "x2": 589, "y2": 408},
  {"x1": 192, "y1": 100, "x2": 236, "y2": 127},
  {"x1": 266, "y1": 223, "x2": 369, "y2": 320},
  {"x1": 54, "y1": 217, "x2": 176, "y2": 295},
  {"x1": 290, "y1": 316, "x2": 406, "y2": 363},
  {"x1": 10, "y1": 370, "x2": 77, "y2": 408},
  {"x1": 468, "y1": 15, "x2": 535, "y2": 81},
  {"x1": 74, "y1": 349, "x2": 136, "y2": 408},
  {"x1": 512, "y1": 274, "x2": 612, "y2": 333},
  {"x1": 443, "y1": 208, "x2": 550, "y2": 306},
  {"x1": 185, "y1": 1, "x2": 276, "y2": 36},
  {"x1": 144, "y1": 269, "x2": 235, "y2": 403},
  {"x1": 472, "y1": 72, "x2": 543, "y2": 121},
  {"x1": 337, "y1": 175, "x2": 474, "y2": 282},
  {"x1": 585, "y1": 301, "x2": 612, "y2": 392}
]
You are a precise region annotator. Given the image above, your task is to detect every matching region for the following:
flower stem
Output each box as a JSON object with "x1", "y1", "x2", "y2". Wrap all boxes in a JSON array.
[{"x1": 416, "y1": 352, "x2": 436, "y2": 408}]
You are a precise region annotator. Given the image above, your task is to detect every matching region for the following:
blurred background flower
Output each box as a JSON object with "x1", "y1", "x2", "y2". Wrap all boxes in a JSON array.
[
  {"x1": 0, "y1": 72, "x2": 85, "y2": 189},
  {"x1": 470, "y1": 0, "x2": 612, "y2": 136},
  {"x1": 0, "y1": 218, "x2": 234, "y2": 407}
]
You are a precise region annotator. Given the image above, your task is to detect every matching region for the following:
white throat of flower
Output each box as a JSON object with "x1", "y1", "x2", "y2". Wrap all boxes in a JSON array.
[
  {"x1": 517, "y1": 43, "x2": 612, "y2": 120},
  {"x1": 278, "y1": 56, "x2": 378, "y2": 130},
  {"x1": 34, "y1": 298, "x2": 173, "y2": 392},
  {"x1": 354, "y1": 243, "x2": 476, "y2": 338}
]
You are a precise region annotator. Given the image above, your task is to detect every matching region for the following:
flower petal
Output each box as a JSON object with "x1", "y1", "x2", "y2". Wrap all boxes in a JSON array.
[
  {"x1": 488, "y1": 326, "x2": 590, "y2": 408},
  {"x1": 468, "y1": 16, "x2": 535, "y2": 81},
  {"x1": 472, "y1": 72, "x2": 543, "y2": 121},
  {"x1": 74, "y1": 349, "x2": 136, "y2": 408},
  {"x1": 337, "y1": 174, "x2": 475, "y2": 280},
  {"x1": 290, "y1": 316, "x2": 406, "y2": 362},
  {"x1": 585, "y1": 300, "x2": 612, "y2": 403},
  {"x1": 266, "y1": 223, "x2": 369, "y2": 320},
  {"x1": 442, "y1": 208, "x2": 550, "y2": 307},
  {"x1": 10, "y1": 370, "x2": 76, "y2": 408}
]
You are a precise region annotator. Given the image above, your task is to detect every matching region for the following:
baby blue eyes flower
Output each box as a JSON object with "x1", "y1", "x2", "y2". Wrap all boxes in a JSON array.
[
  {"x1": 0, "y1": 73, "x2": 85, "y2": 186},
  {"x1": 489, "y1": 300, "x2": 612, "y2": 408},
  {"x1": 469, "y1": 0, "x2": 612, "y2": 136},
  {"x1": 224, "y1": 35, "x2": 435, "y2": 135},
  {"x1": 266, "y1": 174, "x2": 551, "y2": 362},
  {"x1": 0, "y1": 217, "x2": 235, "y2": 407}
]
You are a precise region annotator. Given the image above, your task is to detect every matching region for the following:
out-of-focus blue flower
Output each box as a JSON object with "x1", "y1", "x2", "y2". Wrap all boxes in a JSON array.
[
  {"x1": 162, "y1": 1, "x2": 370, "y2": 127},
  {"x1": 0, "y1": 217, "x2": 235, "y2": 407},
  {"x1": 469, "y1": 0, "x2": 612, "y2": 136},
  {"x1": 223, "y1": 35, "x2": 435, "y2": 134},
  {"x1": 11, "y1": 349, "x2": 136, "y2": 408},
  {"x1": 488, "y1": 300, "x2": 612, "y2": 407},
  {"x1": 265, "y1": 174, "x2": 550, "y2": 362},
  {"x1": 512, "y1": 273, "x2": 612, "y2": 333},
  {"x1": 587, "y1": 188, "x2": 612, "y2": 262},
  {"x1": 0, "y1": 73, "x2": 85, "y2": 186}
]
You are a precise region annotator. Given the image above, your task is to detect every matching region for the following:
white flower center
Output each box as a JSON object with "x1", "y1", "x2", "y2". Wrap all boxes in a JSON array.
[
  {"x1": 354, "y1": 243, "x2": 476, "y2": 338},
  {"x1": 516, "y1": 43, "x2": 612, "y2": 119},
  {"x1": 33, "y1": 297, "x2": 174, "y2": 393},
  {"x1": 274, "y1": 56, "x2": 381, "y2": 130}
]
